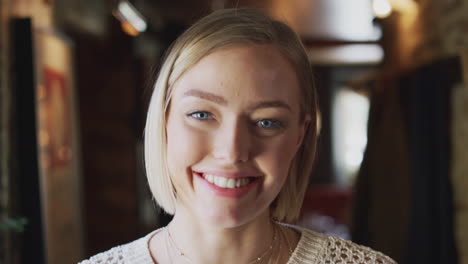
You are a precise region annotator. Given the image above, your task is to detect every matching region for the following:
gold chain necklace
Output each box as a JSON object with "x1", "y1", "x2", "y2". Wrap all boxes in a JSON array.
[
  {"x1": 165, "y1": 227, "x2": 191, "y2": 263},
  {"x1": 165, "y1": 223, "x2": 279, "y2": 264},
  {"x1": 247, "y1": 224, "x2": 278, "y2": 264},
  {"x1": 266, "y1": 224, "x2": 294, "y2": 264},
  {"x1": 277, "y1": 224, "x2": 293, "y2": 257}
]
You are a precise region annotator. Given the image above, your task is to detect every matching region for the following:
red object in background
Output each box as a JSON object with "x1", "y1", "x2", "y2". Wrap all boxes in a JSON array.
[
  {"x1": 300, "y1": 185, "x2": 352, "y2": 225},
  {"x1": 41, "y1": 67, "x2": 72, "y2": 168}
]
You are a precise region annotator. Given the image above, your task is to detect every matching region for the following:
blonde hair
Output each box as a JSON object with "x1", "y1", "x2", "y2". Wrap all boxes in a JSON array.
[{"x1": 144, "y1": 8, "x2": 319, "y2": 222}]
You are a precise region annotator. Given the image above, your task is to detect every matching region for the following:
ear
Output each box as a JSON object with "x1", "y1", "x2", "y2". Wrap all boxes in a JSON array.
[{"x1": 296, "y1": 114, "x2": 312, "y2": 148}]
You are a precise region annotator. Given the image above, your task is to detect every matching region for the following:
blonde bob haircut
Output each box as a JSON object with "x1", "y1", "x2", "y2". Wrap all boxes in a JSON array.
[{"x1": 144, "y1": 8, "x2": 319, "y2": 223}]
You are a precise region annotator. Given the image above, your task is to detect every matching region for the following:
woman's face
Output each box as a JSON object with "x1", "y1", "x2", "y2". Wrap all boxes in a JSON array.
[{"x1": 166, "y1": 44, "x2": 307, "y2": 227}]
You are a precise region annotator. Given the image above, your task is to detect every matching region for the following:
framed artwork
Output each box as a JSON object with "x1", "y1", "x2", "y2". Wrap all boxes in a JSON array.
[
  {"x1": 11, "y1": 18, "x2": 84, "y2": 264},
  {"x1": 33, "y1": 27, "x2": 84, "y2": 264}
]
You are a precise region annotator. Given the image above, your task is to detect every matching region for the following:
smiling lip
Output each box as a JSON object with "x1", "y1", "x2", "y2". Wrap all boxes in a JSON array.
[
  {"x1": 193, "y1": 171, "x2": 261, "y2": 198},
  {"x1": 194, "y1": 170, "x2": 261, "y2": 178}
]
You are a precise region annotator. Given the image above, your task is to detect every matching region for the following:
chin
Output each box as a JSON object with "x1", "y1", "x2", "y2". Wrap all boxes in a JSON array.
[
  {"x1": 200, "y1": 208, "x2": 249, "y2": 228},
  {"x1": 195, "y1": 203, "x2": 268, "y2": 229}
]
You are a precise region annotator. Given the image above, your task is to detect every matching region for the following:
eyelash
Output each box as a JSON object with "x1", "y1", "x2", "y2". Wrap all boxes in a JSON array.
[
  {"x1": 255, "y1": 119, "x2": 283, "y2": 129},
  {"x1": 187, "y1": 111, "x2": 284, "y2": 130},
  {"x1": 188, "y1": 111, "x2": 213, "y2": 120}
]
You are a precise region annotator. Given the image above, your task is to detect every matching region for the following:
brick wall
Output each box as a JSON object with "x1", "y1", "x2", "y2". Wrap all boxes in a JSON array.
[{"x1": 421, "y1": 0, "x2": 468, "y2": 55}]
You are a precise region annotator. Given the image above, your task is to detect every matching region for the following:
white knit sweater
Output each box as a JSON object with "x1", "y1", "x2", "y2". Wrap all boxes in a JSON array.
[{"x1": 79, "y1": 226, "x2": 397, "y2": 264}]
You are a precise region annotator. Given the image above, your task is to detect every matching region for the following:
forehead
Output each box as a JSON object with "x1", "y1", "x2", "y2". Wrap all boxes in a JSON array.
[{"x1": 172, "y1": 44, "x2": 301, "y2": 108}]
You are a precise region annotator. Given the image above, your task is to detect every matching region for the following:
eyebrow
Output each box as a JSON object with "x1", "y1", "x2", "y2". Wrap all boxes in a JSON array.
[
  {"x1": 183, "y1": 89, "x2": 227, "y2": 105},
  {"x1": 183, "y1": 89, "x2": 292, "y2": 111}
]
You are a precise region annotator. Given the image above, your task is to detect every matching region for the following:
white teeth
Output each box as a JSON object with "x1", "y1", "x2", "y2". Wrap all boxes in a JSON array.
[
  {"x1": 226, "y1": 179, "x2": 236, "y2": 188},
  {"x1": 235, "y1": 180, "x2": 242, "y2": 188},
  {"x1": 218, "y1": 177, "x2": 227, "y2": 187},
  {"x1": 202, "y1": 174, "x2": 252, "y2": 189},
  {"x1": 205, "y1": 174, "x2": 214, "y2": 183}
]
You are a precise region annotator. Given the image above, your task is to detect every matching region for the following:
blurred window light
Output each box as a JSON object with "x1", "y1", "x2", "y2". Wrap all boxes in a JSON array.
[
  {"x1": 373, "y1": 0, "x2": 393, "y2": 18},
  {"x1": 299, "y1": 0, "x2": 381, "y2": 41},
  {"x1": 113, "y1": 0, "x2": 147, "y2": 36},
  {"x1": 332, "y1": 88, "x2": 370, "y2": 186},
  {"x1": 307, "y1": 44, "x2": 383, "y2": 66}
]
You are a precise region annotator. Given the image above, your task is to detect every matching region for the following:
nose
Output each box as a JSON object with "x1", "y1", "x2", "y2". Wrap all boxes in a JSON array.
[{"x1": 212, "y1": 119, "x2": 251, "y2": 163}]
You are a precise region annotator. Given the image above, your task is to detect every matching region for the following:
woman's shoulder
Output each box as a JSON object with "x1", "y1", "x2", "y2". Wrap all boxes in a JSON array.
[
  {"x1": 78, "y1": 229, "x2": 160, "y2": 264},
  {"x1": 288, "y1": 225, "x2": 398, "y2": 264},
  {"x1": 78, "y1": 244, "x2": 126, "y2": 264}
]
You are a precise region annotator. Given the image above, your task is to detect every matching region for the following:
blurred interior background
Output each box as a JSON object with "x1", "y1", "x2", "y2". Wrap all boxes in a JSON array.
[{"x1": 0, "y1": 0, "x2": 467, "y2": 263}]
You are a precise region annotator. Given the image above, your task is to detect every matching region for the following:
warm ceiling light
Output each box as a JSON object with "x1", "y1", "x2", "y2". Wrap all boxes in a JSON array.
[
  {"x1": 113, "y1": 0, "x2": 147, "y2": 36},
  {"x1": 120, "y1": 21, "x2": 140, "y2": 36},
  {"x1": 373, "y1": 0, "x2": 393, "y2": 18}
]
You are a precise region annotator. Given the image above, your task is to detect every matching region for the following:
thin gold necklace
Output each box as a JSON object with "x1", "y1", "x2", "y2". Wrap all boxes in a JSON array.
[
  {"x1": 277, "y1": 225, "x2": 293, "y2": 257},
  {"x1": 247, "y1": 224, "x2": 278, "y2": 264},
  {"x1": 165, "y1": 223, "x2": 278, "y2": 264},
  {"x1": 166, "y1": 227, "x2": 191, "y2": 263}
]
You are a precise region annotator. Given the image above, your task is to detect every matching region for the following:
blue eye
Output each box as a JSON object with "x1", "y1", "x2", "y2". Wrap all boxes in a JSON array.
[
  {"x1": 257, "y1": 119, "x2": 282, "y2": 129},
  {"x1": 189, "y1": 111, "x2": 212, "y2": 120}
]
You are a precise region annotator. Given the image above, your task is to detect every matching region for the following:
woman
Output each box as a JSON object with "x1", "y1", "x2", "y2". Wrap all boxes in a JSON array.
[{"x1": 80, "y1": 8, "x2": 396, "y2": 264}]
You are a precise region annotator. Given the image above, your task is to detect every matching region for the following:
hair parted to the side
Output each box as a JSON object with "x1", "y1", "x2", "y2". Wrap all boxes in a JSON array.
[{"x1": 144, "y1": 8, "x2": 319, "y2": 223}]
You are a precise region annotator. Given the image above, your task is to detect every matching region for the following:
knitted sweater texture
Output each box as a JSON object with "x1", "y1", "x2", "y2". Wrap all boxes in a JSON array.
[{"x1": 79, "y1": 226, "x2": 397, "y2": 264}]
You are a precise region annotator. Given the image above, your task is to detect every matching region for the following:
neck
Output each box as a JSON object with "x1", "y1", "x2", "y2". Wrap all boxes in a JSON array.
[{"x1": 166, "y1": 209, "x2": 275, "y2": 264}]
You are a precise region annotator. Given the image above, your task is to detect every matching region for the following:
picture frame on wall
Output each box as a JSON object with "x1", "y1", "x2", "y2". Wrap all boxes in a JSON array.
[
  {"x1": 11, "y1": 18, "x2": 84, "y2": 264},
  {"x1": 34, "y1": 27, "x2": 84, "y2": 264}
]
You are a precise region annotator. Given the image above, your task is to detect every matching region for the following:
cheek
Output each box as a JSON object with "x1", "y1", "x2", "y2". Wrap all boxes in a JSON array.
[
  {"x1": 258, "y1": 132, "x2": 300, "y2": 182},
  {"x1": 166, "y1": 116, "x2": 209, "y2": 176}
]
